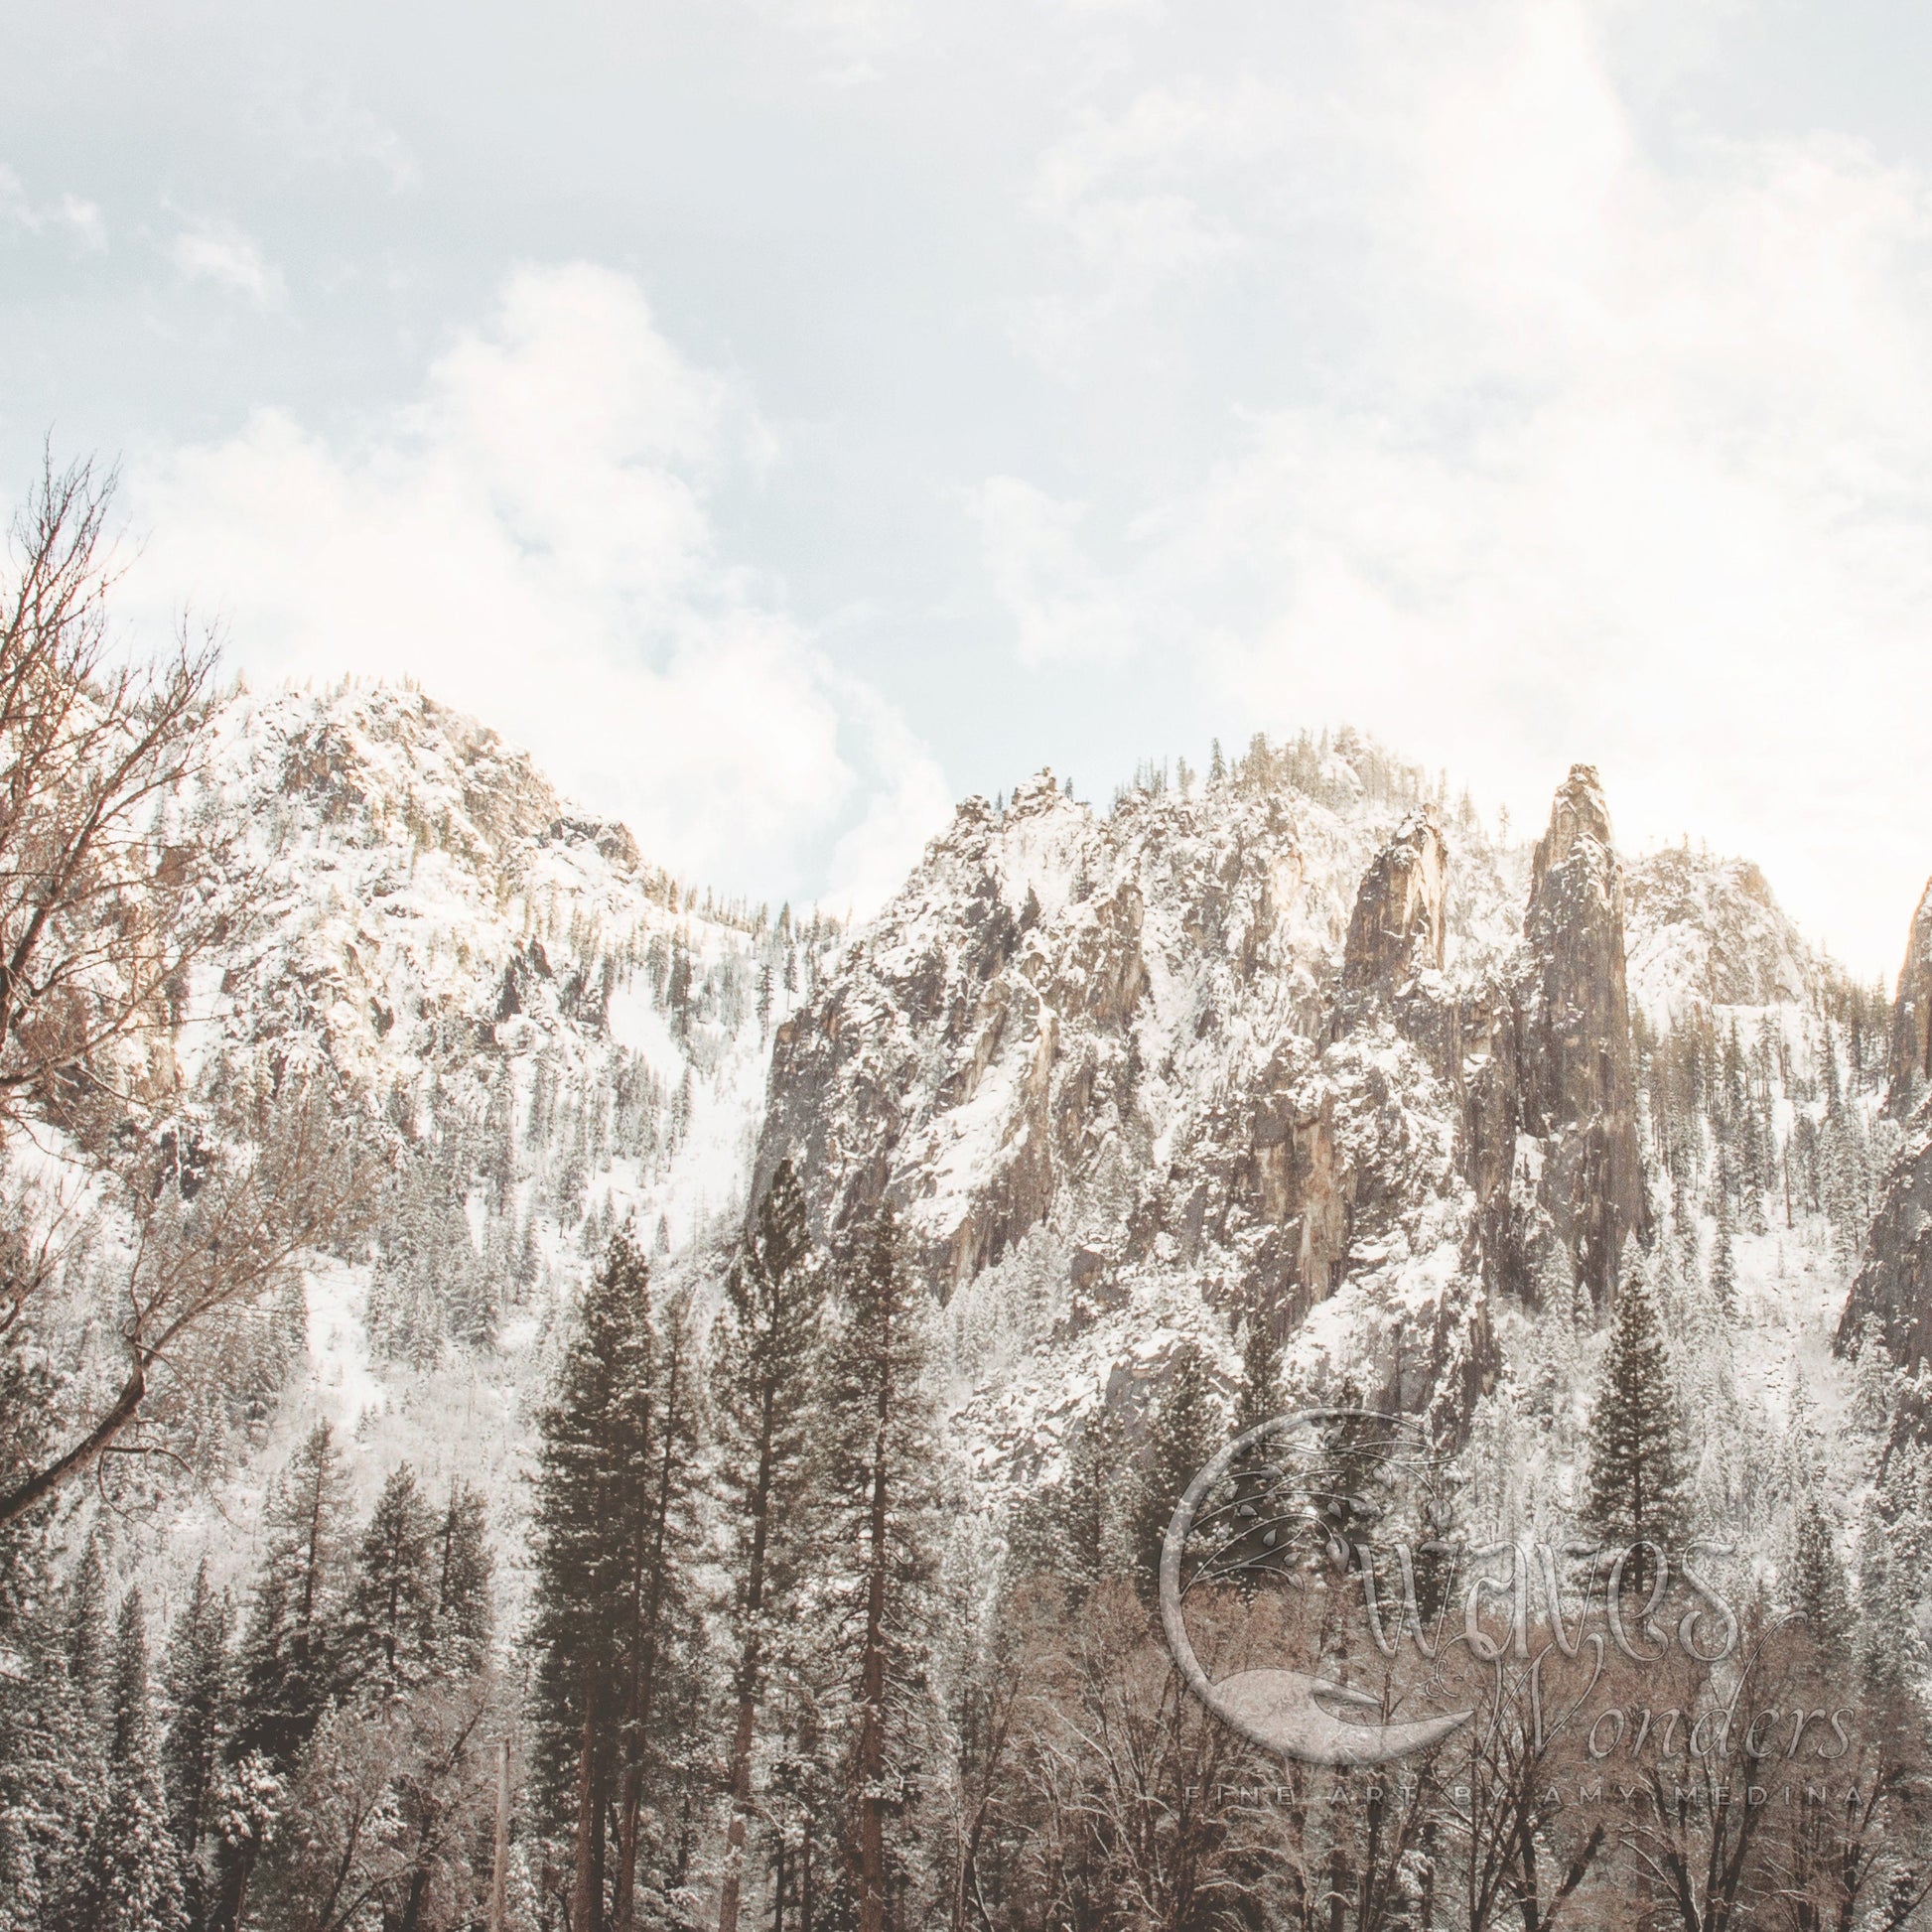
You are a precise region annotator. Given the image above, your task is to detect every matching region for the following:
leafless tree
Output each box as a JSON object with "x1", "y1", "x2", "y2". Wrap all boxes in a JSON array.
[
  {"x1": 0, "y1": 450, "x2": 370, "y2": 1535},
  {"x1": 0, "y1": 448, "x2": 223, "y2": 1125}
]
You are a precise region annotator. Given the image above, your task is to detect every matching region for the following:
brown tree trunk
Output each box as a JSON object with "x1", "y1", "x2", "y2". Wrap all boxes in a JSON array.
[
  {"x1": 570, "y1": 1660, "x2": 606, "y2": 1932},
  {"x1": 0, "y1": 1359, "x2": 143, "y2": 1533},
  {"x1": 718, "y1": 1383, "x2": 779, "y2": 1932},
  {"x1": 856, "y1": 1399, "x2": 891, "y2": 1932},
  {"x1": 615, "y1": 1328, "x2": 689, "y2": 1929}
]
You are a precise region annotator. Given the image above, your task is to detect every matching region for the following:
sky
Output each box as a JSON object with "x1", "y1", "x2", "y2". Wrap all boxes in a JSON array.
[{"x1": 5, "y1": 0, "x2": 1932, "y2": 970}]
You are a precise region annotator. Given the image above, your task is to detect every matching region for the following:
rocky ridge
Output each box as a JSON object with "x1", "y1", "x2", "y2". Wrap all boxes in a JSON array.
[
  {"x1": 108, "y1": 692, "x2": 1866, "y2": 1536},
  {"x1": 1841, "y1": 879, "x2": 1932, "y2": 1373},
  {"x1": 755, "y1": 747, "x2": 1674, "y2": 1472}
]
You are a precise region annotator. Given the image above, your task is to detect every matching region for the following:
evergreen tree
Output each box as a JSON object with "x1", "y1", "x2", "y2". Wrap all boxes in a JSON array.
[
  {"x1": 1582, "y1": 1255, "x2": 1688, "y2": 1591},
  {"x1": 1133, "y1": 1341, "x2": 1222, "y2": 1597},
  {"x1": 1709, "y1": 1184, "x2": 1737, "y2": 1320},
  {"x1": 712, "y1": 1160, "x2": 823, "y2": 1932},
  {"x1": 338, "y1": 1463, "x2": 439, "y2": 1702},
  {"x1": 529, "y1": 1223, "x2": 706, "y2": 1932},
  {"x1": 613, "y1": 1276, "x2": 705, "y2": 1932},
  {"x1": 67, "y1": 1531, "x2": 115, "y2": 1749},
  {"x1": 160, "y1": 1562, "x2": 230, "y2": 1874},
  {"x1": 1231, "y1": 1293, "x2": 1282, "y2": 1444},
  {"x1": 820, "y1": 1201, "x2": 943, "y2": 1932},
  {"x1": 532, "y1": 1227, "x2": 651, "y2": 1932},
  {"x1": 1790, "y1": 1494, "x2": 1851, "y2": 1655},
  {"x1": 231, "y1": 1421, "x2": 353, "y2": 1770},
  {"x1": 1022, "y1": 1400, "x2": 1130, "y2": 1599},
  {"x1": 433, "y1": 1479, "x2": 493, "y2": 1680},
  {"x1": 69, "y1": 1591, "x2": 187, "y2": 1932},
  {"x1": 0, "y1": 1587, "x2": 98, "y2": 1930}
]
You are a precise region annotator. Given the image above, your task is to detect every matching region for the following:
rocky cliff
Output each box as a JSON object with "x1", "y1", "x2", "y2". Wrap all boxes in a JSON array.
[
  {"x1": 1886, "y1": 879, "x2": 1932, "y2": 1116},
  {"x1": 1840, "y1": 879, "x2": 1932, "y2": 1371},
  {"x1": 755, "y1": 748, "x2": 1657, "y2": 1451},
  {"x1": 1480, "y1": 764, "x2": 1648, "y2": 1313}
]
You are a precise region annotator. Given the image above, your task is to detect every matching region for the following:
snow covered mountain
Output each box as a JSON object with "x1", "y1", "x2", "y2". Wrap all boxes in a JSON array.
[
  {"x1": 134, "y1": 689, "x2": 1905, "y2": 1591},
  {"x1": 134, "y1": 683, "x2": 843, "y2": 1605}
]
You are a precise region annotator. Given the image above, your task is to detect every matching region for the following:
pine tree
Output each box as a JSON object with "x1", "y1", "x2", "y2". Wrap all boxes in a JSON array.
[
  {"x1": 433, "y1": 1479, "x2": 493, "y2": 1680},
  {"x1": 160, "y1": 1562, "x2": 230, "y2": 1874},
  {"x1": 1232, "y1": 1293, "x2": 1282, "y2": 1444},
  {"x1": 232, "y1": 1420, "x2": 353, "y2": 1770},
  {"x1": 68, "y1": 1591, "x2": 187, "y2": 1932},
  {"x1": 712, "y1": 1160, "x2": 823, "y2": 1932},
  {"x1": 612, "y1": 1276, "x2": 705, "y2": 1932},
  {"x1": 530, "y1": 1223, "x2": 706, "y2": 1932},
  {"x1": 338, "y1": 1463, "x2": 439, "y2": 1702},
  {"x1": 1790, "y1": 1494, "x2": 1851, "y2": 1655},
  {"x1": 0, "y1": 1584, "x2": 99, "y2": 1930},
  {"x1": 532, "y1": 1228, "x2": 651, "y2": 1932},
  {"x1": 1025, "y1": 1399, "x2": 1130, "y2": 1598},
  {"x1": 1133, "y1": 1341, "x2": 1221, "y2": 1597},
  {"x1": 67, "y1": 1531, "x2": 114, "y2": 1749},
  {"x1": 820, "y1": 1201, "x2": 943, "y2": 1932},
  {"x1": 1582, "y1": 1254, "x2": 1688, "y2": 1592},
  {"x1": 1709, "y1": 1183, "x2": 1737, "y2": 1320}
]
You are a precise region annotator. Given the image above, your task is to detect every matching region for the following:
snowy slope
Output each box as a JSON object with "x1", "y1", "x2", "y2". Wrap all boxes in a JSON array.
[{"x1": 132, "y1": 682, "x2": 844, "y2": 1617}]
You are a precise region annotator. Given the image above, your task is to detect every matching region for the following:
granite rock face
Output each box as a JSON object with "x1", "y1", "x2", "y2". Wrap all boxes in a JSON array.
[
  {"x1": 1623, "y1": 847, "x2": 1819, "y2": 1025},
  {"x1": 1886, "y1": 880, "x2": 1932, "y2": 1117},
  {"x1": 1840, "y1": 880, "x2": 1932, "y2": 1371},
  {"x1": 1340, "y1": 808, "x2": 1447, "y2": 994},
  {"x1": 755, "y1": 749, "x2": 1658, "y2": 1441},
  {"x1": 1509, "y1": 764, "x2": 1649, "y2": 1311}
]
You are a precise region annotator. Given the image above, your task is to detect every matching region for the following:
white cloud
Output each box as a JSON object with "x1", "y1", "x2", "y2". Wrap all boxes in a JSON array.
[
  {"x1": 982, "y1": 0, "x2": 1932, "y2": 971},
  {"x1": 0, "y1": 165, "x2": 105, "y2": 251},
  {"x1": 274, "y1": 87, "x2": 422, "y2": 193},
  {"x1": 131, "y1": 262, "x2": 947, "y2": 914},
  {"x1": 971, "y1": 476, "x2": 1147, "y2": 665},
  {"x1": 170, "y1": 219, "x2": 285, "y2": 306}
]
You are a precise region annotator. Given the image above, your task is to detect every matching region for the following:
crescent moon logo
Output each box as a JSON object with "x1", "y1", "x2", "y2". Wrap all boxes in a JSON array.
[{"x1": 1158, "y1": 1408, "x2": 1474, "y2": 1765}]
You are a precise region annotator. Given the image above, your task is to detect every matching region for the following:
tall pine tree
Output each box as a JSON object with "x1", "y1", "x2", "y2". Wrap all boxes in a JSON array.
[
  {"x1": 160, "y1": 1561, "x2": 230, "y2": 1906},
  {"x1": 231, "y1": 1420, "x2": 353, "y2": 1770},
  {"x1": 712, "y1": 1159, "x2": 822, "y2": 1932},
  {"x1": 530, "y1": 1222, "x2": 705, "y2": 1932},
  {"x1": 1790, "y1": 1493, "x2": 1851, "y2": 1655},
  {"x1": 1133, "y1": 1341, "x2": 1221, "y2": 1597},
  {"x1": 1582, "y1": 1255, "x2": 1688, "y2": 1591},
  {"x1": 68, "y1": 1590, "x2": 187, "y2": 1932},
  {"x1": 338, "y1": 1462, "x2": 438, "y2": 1702},
  {"x1": 821, "y1": 1201, "x2": 943, "y2": 1932},
  {"x1": 433, "y1": 1479, "x2": 493, "y2": 1680}
]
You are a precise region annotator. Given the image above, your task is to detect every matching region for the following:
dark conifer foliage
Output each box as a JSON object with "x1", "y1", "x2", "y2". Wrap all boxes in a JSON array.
[
  {"x1": 819, "y1": 1201, "x2": 943, "y2": 1932},
  {"x1": 339, "y1": 1463, "x2": 439, "y2": 1702},
  {"x1": 160, "y1": 1563, "x2": 230, "y2": 1890},
  {"x1": 711, "y1": 1159, "x2": 823, "y2": 1932},
  {"x1": 1132, "y1": 1339, "x2": 1221, "y2": 1597},
  {"x1": 529, "y1": 1221, "x2": 706, "y2": 1932},
  {"x1": 66, "y1": 1590, "x2": 187, "y2": 1932},
  {"x1": 1791, "y1": 1493, "x2": 1852, "y2": 1652},
  {"x1": 432, "y1": 1480, "x2": 493, "y2": 1681},
  {"x1": 1010, "y1": 1400, "x2": 1131, "y2": 1601},
  {"x1": 1582, "y1": 1254, "x2": 1687, "y2": 1585},
  {"x1": 231, "y1": 1421, "x2": 355, "y2": 1773}
]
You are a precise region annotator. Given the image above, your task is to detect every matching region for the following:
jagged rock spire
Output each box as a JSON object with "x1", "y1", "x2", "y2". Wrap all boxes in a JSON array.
[
  {"x1": 1840, "y1": 879, "x2": 1932, "y2": 1371},
  {"x1": 1463, "y1": 765, "x2": 1647, "y2": 1316},
  {"x1": 1886, "y1": 878, "x2": 1932, "y2": 1113},
  {"x1": 1341, "y1": 808, "x2": 1447, "y2": 994},
  {"x1": 1518, "y1": 763, "x2": 1648, "y2": 1312}
]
